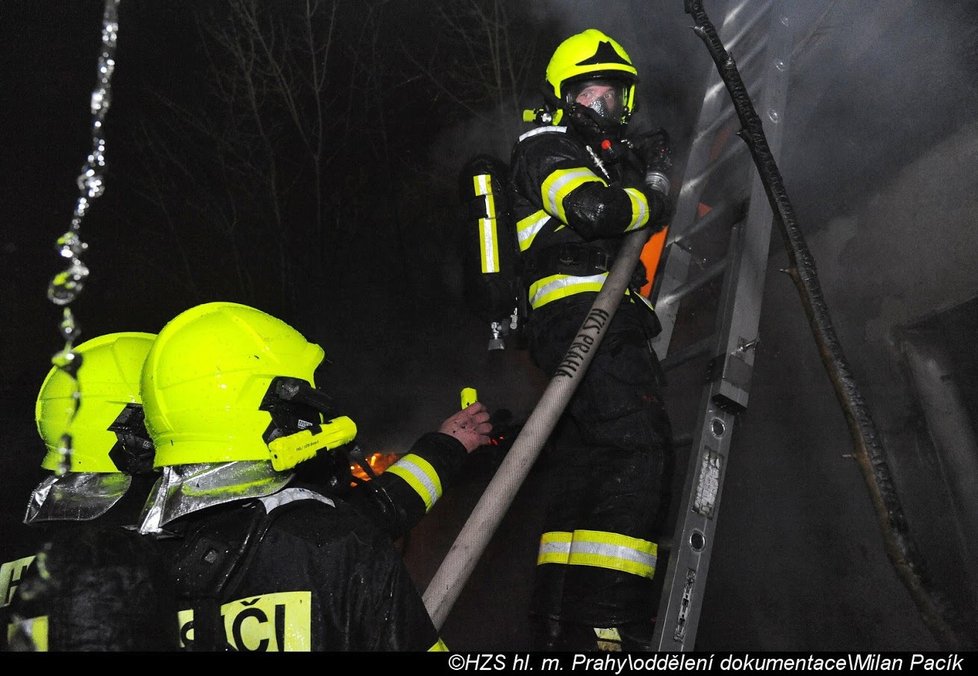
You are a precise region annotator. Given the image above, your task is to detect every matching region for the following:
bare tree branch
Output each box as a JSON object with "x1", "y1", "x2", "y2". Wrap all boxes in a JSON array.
[{"x1": 684, "y1": 0, "x2": 974, "y2": 650}]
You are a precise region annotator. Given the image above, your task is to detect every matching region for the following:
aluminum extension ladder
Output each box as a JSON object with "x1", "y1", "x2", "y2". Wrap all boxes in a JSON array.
[{"x1": 648, "y1": 0, "x2": 794, "y2": 651}]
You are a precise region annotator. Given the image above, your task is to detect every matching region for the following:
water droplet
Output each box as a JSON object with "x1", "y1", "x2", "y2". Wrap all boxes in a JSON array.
[
  {"x1": 56, "y1": 433, "x2": 74, "y2": 476},
  {"x1": 57, "y1": 308, "x2": 82, "y2": 344},
  {"x1": 55, "y1": 230, "x2": 88, "y2": 258},
  {"x1": 90, "y1": 86, "x2": 112, "y2": 115},
  {"x1": 47, "y1": 261, "x2": 90, "y2": 305}
]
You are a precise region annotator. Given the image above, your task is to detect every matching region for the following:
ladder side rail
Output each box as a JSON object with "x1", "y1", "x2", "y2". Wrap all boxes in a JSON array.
[
  {"x1": 707, "y1": 0, "x2": 793, "y2": 412},
  {"x1": 651, "y1": 1, "x2": 794, "y2": 650},
  {"x1": 651, "y1": 0, "x2": 770, "y2": 360}
]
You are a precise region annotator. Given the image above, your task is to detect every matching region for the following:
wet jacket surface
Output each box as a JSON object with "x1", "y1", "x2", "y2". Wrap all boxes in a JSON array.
[
  {"x1": 510, "y1": 125, "x2": 659, "y2": 311},
  {"x1": 3, "y1": 433, "x2": 468, "y2": 651},
  {"x1": 164, "y1": 489, "x2": 441, "y2": 652},
  {"x1": 162, "y1": 431, "x2": 471, "y2": 651},
  {"x1": 2, "y1": 474, "x2": 176, "y2": 651},
  {"x1": 347, "y1": 431, "x2": 470, "y2": 541}
]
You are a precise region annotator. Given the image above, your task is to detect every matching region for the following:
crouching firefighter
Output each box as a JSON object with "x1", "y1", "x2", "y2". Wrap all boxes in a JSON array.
[
  {"x1": 511, "y1": 29, "x2": 677, "y2": 651},
  {"x1": 137, "y1": 301, "x2": 491, "y2": 652}
]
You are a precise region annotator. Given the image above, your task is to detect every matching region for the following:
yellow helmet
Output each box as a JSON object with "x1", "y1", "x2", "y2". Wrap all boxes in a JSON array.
[
  {"x1": 36, "y1": 332, "x2": 156, "y2": 474},
  {"x1": 542, "y1": 28, "x2": 638, "y2": 130},
  {"x1": 142, "y1": 302, "x2": 329, "y2": 467}
]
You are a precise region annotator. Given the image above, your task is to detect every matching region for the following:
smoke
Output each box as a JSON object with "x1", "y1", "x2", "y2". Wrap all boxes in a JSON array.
[{"x1": 780, "y1": 0, "x2": 978, "y2": 228}]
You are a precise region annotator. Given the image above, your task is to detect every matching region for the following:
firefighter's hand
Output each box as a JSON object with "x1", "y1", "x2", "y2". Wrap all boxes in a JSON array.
[
  {"x1": 633, "y1": 128, "x2": 673, "y2": 196},
  {"x1": 647, "y1": 190, "x2": 673, "y2": 230},
  {"x1": 439, "y1": 401, "x2": 493, "y2": 453},
  {"x1": 633, "y1": 128, "x2": 673, "y2": 173}
]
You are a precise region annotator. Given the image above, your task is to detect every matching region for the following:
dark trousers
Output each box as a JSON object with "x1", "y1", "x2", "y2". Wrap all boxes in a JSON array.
[{"x1": 527, "y1": 295, "x2": 674, "y2": 628}]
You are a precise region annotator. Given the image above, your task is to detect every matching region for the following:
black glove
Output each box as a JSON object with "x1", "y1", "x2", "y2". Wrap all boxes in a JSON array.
[
  {"x1": 646, "y1": 188, "x2": 673, "y2": 230},
  {"x1": 630, "y1": 128, "x2": 674, "y2": 196}
]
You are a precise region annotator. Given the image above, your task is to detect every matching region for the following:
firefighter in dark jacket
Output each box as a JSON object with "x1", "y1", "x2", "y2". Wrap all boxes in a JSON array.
[
  {"x1": 4, "y1": 332, "x2": 176, "y2": 651},
  {"x1": 136, "y1": 301, "x2": 492, "y2": 651},
  {"x1": 511, "y1": 29, "x2": 676, "y2": 651}
]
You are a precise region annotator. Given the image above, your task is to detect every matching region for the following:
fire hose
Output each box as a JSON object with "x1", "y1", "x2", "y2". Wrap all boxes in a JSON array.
[{"x1": 422, "y1": 226, "x2": 653, "y2": 629}]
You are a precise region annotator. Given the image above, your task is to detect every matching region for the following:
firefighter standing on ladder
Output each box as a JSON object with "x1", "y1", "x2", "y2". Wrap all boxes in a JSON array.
[{"x1": 510, "y1": 28, "x2": 676, "y2": 651}]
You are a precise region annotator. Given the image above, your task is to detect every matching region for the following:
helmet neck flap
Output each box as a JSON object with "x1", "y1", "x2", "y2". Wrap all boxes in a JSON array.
[
  {"x1": 24, "y1": 472, "x2": 132, "y2": 524},
  {"x1": 138, "y1": 461, "x2": 293, "y2": 535}
]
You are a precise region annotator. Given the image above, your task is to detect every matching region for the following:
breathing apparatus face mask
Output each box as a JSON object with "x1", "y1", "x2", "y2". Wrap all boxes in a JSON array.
[
  {"x1": 564, "y1": 78, "x2": 631, "y2": 131},
  {"x1": 566, "y1": 79, "x2": 626, "y2": 119}
]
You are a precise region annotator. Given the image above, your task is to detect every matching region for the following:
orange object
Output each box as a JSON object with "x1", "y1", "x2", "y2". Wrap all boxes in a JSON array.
[
  {"x1": 638, "y1": 203, "x2": 712, "y2": 297},
  {"x1": 638, "y1": 226, "x2": 669, "y2": 297}
]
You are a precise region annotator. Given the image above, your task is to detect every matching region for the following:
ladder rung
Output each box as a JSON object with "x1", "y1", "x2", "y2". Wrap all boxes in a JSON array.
[
  {"x1": 671, "y1": 199, "x2": 742, "y2": 248},
  {"x1": 661, "y1": 336, "x2": 713, "y2": 373},
  {"x1": 656, "y1": 257, "x2": 729, "y2": 308},
  {"x1": 724, "y1": 0, "x2": 773, "y2": 53},
  {"x1": 683, "y1": 141, "x2": 748, "y2": 193}
]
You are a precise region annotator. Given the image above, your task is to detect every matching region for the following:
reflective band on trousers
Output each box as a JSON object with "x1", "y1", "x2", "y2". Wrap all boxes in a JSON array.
[
  {"x1": 537, "y1": 529, "x2": 658, "y2": 579},
  {"x1": 542, "y1": 167, "x2": 606, "y2": 225},
  {"x1": 528, "y1": 273, "x2": 609, "y2": 309},
  {"x1": 385, "y1": 454, "x2": 442, "y2": 511},
  {"x1": 516, "y1": 209, "x2": 550, "y2": 253},
  {"x1": 473, "y1": 173, "x2": 500, "y2": 274}
]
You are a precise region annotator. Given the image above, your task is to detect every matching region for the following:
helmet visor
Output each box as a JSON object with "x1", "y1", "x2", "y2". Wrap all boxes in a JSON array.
[{"x1": 565, "y1": 78, "x2": 630, "y2": 120}]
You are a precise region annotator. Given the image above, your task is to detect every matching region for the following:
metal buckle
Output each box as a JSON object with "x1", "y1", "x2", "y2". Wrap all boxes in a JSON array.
[{"x1": 591, "y1": 249, "x2": 609, "y2": 272}]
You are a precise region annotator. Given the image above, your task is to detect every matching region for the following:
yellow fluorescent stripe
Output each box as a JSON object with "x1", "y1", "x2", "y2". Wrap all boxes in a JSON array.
[
  {"x1": 529, "y1": 273, "x2": 609, "y2": 309},
  {"x1": 537, "y1": 531, "x2": 572, "y2": 565},
  {"x1": 474, "y1": 177, "x2": 499, "y2": 273},
  {"x1": 429, "y1": 638, "x2": 449, "y2": 652},
  {"x1": 623, "y1": 187, "x2": 650, "y2": 230},
  {"x1": 385, "y1": 454, "x2": 442, "y2": 511},
  {"x1": 479, "y1": 216, "x2": 500, "y2": 273},
  {"x1": 473, "y1": 173, "x2": 492, "y2": 196},
  {"x1": 1, "y1": 555, "x2": 36, "y2": 607},
  {"x1": 516, "y1": 210, "x2": 550, "y2": 252},
  {"x1": 542, "y1": 167, "x2": 605, "y2": 223},
  {"x1": 567, "y1": 530, "x2": 658, "y2": 578}
]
